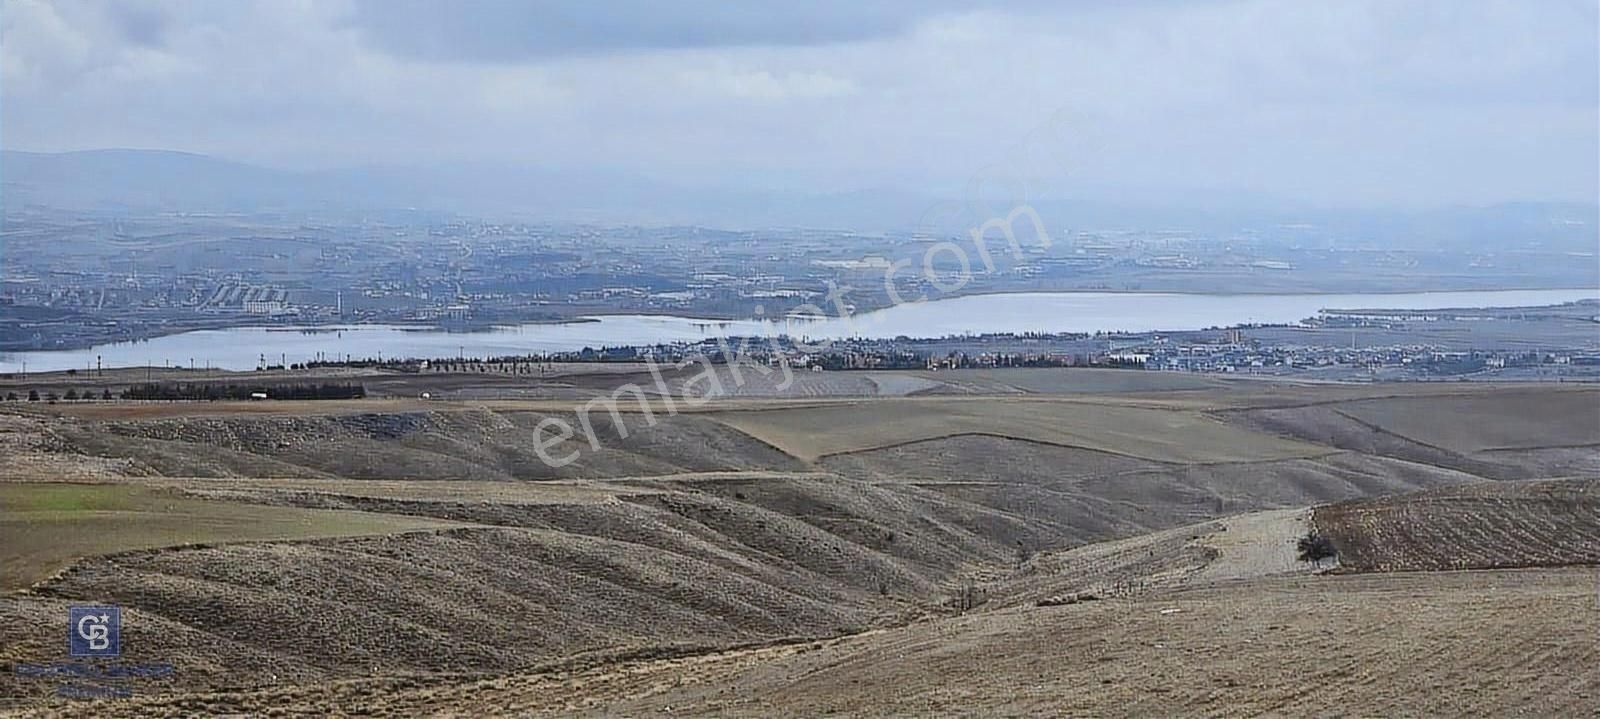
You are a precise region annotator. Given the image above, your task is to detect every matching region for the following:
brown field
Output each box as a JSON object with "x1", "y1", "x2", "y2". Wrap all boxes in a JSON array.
[
  {"x1": 1314, "y1": 477, "x2": 1600, "y2": 572},
  {"x1": 707, "y1": 398, "x2": 1330, "y2": 463},
  {"x1": 1215, "y1": 386, "x2": 1600, "y2": 479},
  {"x1": 0, "y1": 378, "x2": 1596, "y2": 716},
  {"x1": 1332, "y1": 389, "x2": 1600, "y2": 452},
  {"x1": 10, "y1": 568, "x2": 1595, "y2": 718}
]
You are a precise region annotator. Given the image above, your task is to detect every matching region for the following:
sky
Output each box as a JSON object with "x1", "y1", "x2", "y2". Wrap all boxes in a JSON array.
[{"x1": 2, "y1": 0, "x2": 1597, "y2": 208}]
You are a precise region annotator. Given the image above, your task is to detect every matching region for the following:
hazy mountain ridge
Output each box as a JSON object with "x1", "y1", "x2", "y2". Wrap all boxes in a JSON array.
[{"x1": 4, "y1": 149, "x2": 1596, "y2": 245}]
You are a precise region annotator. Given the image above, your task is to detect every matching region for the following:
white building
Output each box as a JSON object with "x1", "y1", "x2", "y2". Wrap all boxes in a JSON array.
[{"x1": 244, "y1": 299, "x2": 286, "y2": 315}]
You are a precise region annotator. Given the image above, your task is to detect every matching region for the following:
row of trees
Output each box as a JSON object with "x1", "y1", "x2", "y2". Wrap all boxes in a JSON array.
[
  {"x1": 3, "y1": 389, "x2": 116, "y2": 402},
  {"x1": 120, "y1": 382, "x2": 367, "y2": 401},
  {"x1": 4, "y1": 382, "x2": 369, "y2": 402}
]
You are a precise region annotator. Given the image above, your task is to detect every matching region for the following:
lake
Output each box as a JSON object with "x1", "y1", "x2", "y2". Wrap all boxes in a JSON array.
[{"x1": 3, "y1": 288, "x2": 1595, "y2": 372}]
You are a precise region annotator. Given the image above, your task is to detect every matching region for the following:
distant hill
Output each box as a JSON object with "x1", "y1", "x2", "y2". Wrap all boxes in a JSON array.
[
  {"x1": 1, "y1": 148, "x2": 892, "y2": 227},
  {"x1": 3, "y1": 149, "x2": 301, "y2": 212},
  {"x1": 4, "y1": 149, "x2": 1596, "y2": 244}
]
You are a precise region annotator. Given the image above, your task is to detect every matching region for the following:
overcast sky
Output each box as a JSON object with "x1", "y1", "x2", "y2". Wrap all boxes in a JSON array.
[{"x1": 3, "y1": 0, "x2": 1596, "y2": 208}]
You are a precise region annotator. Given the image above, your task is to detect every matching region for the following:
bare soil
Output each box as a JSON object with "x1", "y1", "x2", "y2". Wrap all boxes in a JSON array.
[
  {"x1": 1314, "y1": 477, "x2": 1600, "y2": 572},
  {"x1": 12, "y1": 568, "x2": 1594, "y2": 718},
  {"x1": 0, "y1": 380, "x2": 1595, "y2": 716}
]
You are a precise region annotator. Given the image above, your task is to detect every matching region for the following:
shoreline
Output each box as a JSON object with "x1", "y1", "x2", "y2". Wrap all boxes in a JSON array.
[
  {"x1": 0, "y1": 315, "x2": 606, "y2": 355},
  {"x1": 3, "y1": 286, "x2": 1595, "y2": 364}
]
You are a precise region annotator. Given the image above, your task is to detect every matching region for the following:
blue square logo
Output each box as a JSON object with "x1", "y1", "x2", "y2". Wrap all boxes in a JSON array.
[{"x1": 68, "y1": 606, "x2": 120, "y2": 657}]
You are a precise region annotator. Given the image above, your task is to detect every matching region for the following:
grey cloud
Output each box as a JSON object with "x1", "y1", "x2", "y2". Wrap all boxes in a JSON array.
[
  {"x1": 100, "y1": 1, "x2": 172, "y2": 47},
  {"x1": 1, "y1": 0, "x2": 1594, "y2": 209},
  {"x1": 344, "y1": 0, "x2": 952, "y2": 61}
]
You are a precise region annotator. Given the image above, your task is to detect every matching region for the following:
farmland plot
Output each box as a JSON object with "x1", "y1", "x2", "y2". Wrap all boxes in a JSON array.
[
  {"x1": 0, "y1": 483, "x2": 466, "y2": 591},
  {"x1": 1313, "y1": 478, "x2": 1600, "y2": 573},
  {"x1": 710, "y1": 399, "x2": 1329, "y2": 464}
]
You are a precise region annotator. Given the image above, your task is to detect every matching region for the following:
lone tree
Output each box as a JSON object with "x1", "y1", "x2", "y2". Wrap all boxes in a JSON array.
[
  {"x1": 1297, "y1": 532, "x2": 1338, "y2": 567},
  {"x1": 27, "y1": 389, "x2": 39, "y2": 402}
]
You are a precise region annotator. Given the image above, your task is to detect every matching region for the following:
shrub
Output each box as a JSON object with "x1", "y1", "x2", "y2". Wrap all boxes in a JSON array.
[
  {"x1": 952, "y1": 581, "x2": 986, "y2": 613},
  {"x1": 1036, "y1": 592, "x2": 1100, "y2": 607},
  {"x1": 1297, "y1": 532, "x2": 1338, "y2": 565}
]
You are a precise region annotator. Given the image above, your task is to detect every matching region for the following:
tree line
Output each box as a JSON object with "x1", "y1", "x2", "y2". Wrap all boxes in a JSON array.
[{"x1": 119, "y1": 382, "x2": 367, "y2": 401}]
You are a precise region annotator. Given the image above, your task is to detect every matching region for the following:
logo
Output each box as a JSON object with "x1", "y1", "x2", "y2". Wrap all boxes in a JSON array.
[{"x1": 68, "y1": 606, "x2": 120, "y2": 657}]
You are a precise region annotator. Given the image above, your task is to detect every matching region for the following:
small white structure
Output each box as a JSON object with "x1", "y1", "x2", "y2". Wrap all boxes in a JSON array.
[{"x1": 244, "y1": 299, "x2": 287, "y2": 315}]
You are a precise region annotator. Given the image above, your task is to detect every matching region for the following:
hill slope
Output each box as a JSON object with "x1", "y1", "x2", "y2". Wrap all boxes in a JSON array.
[
  {"x1": 1313, "y1": 477, "x2": 1600, "y2": 572},
  {"x1": 1, "y1": 383, "x2": 1597, "y2": 715}
]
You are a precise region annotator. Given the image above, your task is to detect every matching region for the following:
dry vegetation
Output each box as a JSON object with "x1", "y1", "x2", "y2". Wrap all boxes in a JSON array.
[
  {"x1": 1331, "y1": 390, "x2": 1600, "y2": 453},
  {"x1": 708, "y1": 398, "x2": 1330, "y2": 463},
  {"x1": 12, "y1": 568, "x2": 1595, "y2": 718},
  {"x1": 0, "y1": 379, "x2": 1596, "y2": 716},
  {"x1": 1314, "y1": 477, "x2": 1600, "y2": 572},
  {"x1": 1215, "y1": 387, "x2": 1600, "y2": 479}
]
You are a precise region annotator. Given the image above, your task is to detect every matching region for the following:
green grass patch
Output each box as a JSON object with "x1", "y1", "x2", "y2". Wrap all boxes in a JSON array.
[
  {"x1": 4, "y1": 483, "x2": 139, "y2": 513},
  {"x1": 0, "y1": 483, "x2": 468, "y2": 592}
]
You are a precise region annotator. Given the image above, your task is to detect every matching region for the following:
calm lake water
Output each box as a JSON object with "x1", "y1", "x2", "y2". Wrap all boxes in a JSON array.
[{"x1": 4, "y1": 288, "x2": 1595, "y2": 372}]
